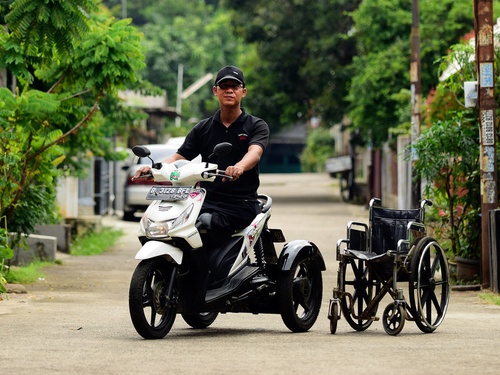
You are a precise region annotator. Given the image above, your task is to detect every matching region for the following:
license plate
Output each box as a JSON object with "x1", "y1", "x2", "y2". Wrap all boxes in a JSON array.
[{"x1": 146, "y1": 186, "x2": 193, "y2": 201}]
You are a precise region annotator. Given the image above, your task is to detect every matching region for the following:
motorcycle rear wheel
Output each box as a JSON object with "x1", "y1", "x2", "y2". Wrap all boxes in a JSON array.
[
  {"x1": 129, "y1": 258, "x2": 178, "y2": 339},
  {"x1": 278, "y1": 256, "x2": 323, "y2": 332},
  {"x1": 182, "y1": 312, "x2": 219, "y2": 329}
]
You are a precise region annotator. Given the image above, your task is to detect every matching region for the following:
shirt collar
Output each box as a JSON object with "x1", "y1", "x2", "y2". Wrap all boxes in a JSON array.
[{"x1": 214, "y1": 108, "x2": 247, "y2": 125}]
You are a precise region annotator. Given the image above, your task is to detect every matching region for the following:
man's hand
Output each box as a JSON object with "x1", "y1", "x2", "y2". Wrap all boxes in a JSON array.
[
  {"x1": 133, "y1": 166, "x2": 153, "y2": 181},
  {"x1": 224, "y1": 165, "x2": 244, "y2": 181}
]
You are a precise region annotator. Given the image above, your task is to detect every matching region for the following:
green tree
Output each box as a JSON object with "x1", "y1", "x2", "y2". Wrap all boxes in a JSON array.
[
  {"x1": 347, "y1": 0, "x2": 500, "y2": 148},
  {"x1": 0, "y1": 0, "x2": 146, "y2": 239},
  {"x1": 412, "y1": 37, "x2": 500, "y2": 262},
  {"x1": 103, "y1": 0, "x2": 244, "y2": 128},
  {"x1": 223, "y1": 0, "x2": 359, "y2": 131}
]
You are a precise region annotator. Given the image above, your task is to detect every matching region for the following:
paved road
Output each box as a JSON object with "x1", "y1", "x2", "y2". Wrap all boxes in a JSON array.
[{"x1": 1, "y1": 173, "x2": 500, "y2": 375}]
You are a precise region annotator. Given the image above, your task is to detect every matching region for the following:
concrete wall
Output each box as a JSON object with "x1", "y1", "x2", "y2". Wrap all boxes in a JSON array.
[{"x1": 10, "y1": 234, "x2": 57, "y2": 266}]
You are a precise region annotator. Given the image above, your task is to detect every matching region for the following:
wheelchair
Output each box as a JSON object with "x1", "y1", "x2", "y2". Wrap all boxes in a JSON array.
[{"x1": 328, "y1": 198, "x2": 450, "y2": 335}]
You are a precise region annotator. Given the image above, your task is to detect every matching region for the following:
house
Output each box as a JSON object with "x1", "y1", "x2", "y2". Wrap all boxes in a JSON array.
[{"x1": 260, "y1": 122, "x2": 307, "y2": 173}]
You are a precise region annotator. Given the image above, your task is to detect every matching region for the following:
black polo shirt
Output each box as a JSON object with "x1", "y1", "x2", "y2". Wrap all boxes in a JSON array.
[{"x1": 177, "y1": 109, "x2": 269, "y2": 201}]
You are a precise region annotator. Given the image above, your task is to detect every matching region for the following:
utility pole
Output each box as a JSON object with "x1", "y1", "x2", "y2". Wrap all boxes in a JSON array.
[
  {"x1": 175, "y1": 64, "x2": 183, "y2": 127},
  {"x1": 475, "y1": 0, "x2": 497, "y2": 289},
  {"x1": 410, "y1": 0, "x2": 421, "y2": 209},
  {"x1": 121, "y1": 0, "x2": 127, "y2": 19}
]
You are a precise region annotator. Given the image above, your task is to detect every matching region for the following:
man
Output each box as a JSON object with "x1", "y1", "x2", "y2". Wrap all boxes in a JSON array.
[{"x1": 135, "y1": 65, "x2": 270, "y2": 246}]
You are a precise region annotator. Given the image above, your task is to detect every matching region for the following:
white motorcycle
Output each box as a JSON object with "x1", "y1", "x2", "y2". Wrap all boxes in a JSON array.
[{"x1": 128, "y1": 142, "x2": 326, "y2": 339}]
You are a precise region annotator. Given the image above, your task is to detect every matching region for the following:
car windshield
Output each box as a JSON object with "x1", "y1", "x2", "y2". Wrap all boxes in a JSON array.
[{"x1": 137, "y1": 147, "x2": 177, "y2": 165}]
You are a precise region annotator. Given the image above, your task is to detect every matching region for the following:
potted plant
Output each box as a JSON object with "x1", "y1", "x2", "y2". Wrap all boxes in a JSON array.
[{"x1": 411, "y1": 110, "x2": 481, "y2": 282}]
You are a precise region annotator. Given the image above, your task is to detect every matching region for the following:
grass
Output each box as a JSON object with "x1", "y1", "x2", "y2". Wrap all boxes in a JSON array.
[
  {"x1": 478, "y1": 292, "x2": 500, "y2": 306},
  {"x1": 4, "y1": 260, "x2": 54, "y2": 284},
  {"x1": 70, "y1": 227, "x2": 124, "y2": 256},
  {"x1": 3, "y1": 226, "x2": 124, "y2": 286}
]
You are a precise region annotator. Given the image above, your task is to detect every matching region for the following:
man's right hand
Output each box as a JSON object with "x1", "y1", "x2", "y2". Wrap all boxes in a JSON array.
[{"x1": 132, "y1": 166, "x2": 153, "y2": 181}]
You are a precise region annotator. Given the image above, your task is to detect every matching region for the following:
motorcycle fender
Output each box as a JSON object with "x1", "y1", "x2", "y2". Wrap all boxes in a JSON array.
[
  {"x1": 278, "y1": 239, "x2": 326, "y2": 271},
  {"x1": 135, "y1": 240, "x2": 183, "y2": 264}
]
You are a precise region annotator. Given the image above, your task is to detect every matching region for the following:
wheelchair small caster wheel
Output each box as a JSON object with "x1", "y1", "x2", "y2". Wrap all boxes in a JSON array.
[
  {"x1": 382, "y1": 303, "x2": 405, "y2": 336},
  {"x1": 328, "y1": 302, "x2": 339, "y2": 334}
]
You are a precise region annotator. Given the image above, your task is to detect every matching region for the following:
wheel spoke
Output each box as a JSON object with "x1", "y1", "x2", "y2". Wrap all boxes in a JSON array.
[
  {"x1": 430, "y1": 291, "x2": 443, "y2": 316},
  {"x1": 150, "y1": 308, "x2": 157, "y2": 326}
]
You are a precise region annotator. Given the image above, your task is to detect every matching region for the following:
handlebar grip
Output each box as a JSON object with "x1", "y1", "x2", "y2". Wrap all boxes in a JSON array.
[
  {"x1": 202, "y1": 171, "x2": 233, "y2": 180},
  {"x1": 132, "y1": 173, "x2": 153, "y2": 181}
]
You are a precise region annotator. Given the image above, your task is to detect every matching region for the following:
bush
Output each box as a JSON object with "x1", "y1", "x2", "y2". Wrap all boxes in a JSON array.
[
  {"x1": 412, "y1": 111, "x2": 481, "y2": 260},
  {"x1": 300, "y1": 127, "x2": 335, "y2": 172}
]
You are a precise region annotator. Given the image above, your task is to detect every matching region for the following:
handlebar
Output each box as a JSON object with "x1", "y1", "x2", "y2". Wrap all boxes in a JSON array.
[
  {"x1": 131, "y1": 172, "x2": 153, "y2": 181},
  {"x1": 202, "y1": 169, "x2": 233, "y2": 180}
]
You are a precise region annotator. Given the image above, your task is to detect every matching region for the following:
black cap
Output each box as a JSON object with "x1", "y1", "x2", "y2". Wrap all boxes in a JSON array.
[{"x1": 215, "y1": 65, "x2": 245, "y2": 87}]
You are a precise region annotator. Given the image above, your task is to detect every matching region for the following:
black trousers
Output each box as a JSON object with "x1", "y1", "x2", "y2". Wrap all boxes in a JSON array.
[{"x1": 199, "y1": 198, "x2": 260, "y2": 248}]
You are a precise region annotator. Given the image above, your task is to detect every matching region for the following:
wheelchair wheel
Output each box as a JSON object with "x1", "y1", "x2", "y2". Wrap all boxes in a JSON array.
[
  {"x1": 328, "y1": 301, "x2": 339, "y2": 334},
  {"x1": 409, "y1": 237, "x2": 450, "y2": 333},
  {"x1": 340, "y1": 259, "x2": 380, "y2": 331},
  {"x1": 382, "y1": 303, "x2": 406, "y2": 336}
]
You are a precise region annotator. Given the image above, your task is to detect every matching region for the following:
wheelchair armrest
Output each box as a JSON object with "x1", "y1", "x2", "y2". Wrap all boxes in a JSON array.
[
  {"x1": 394, "y1": 222, "x2": 426, "y2": 254},
  {"x1": 347, "y1": 221, "x2": 368, "y2": 232},
  {"x1": 336, "y1": 238, "x2": 349, "y2": 260}
]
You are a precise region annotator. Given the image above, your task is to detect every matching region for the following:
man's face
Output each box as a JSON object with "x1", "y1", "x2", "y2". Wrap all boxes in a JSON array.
[{"x1": 213, "y1": 79, "x2": 247, "y2": 108}]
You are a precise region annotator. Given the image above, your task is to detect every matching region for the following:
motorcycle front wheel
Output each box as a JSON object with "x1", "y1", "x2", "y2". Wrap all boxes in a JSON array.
[
  {"x1": 129, "y1": 258, "x2": 178, "y2": 339},
  {"x1": 278, "y1": 256, "x2": 323, "y2": 332}
]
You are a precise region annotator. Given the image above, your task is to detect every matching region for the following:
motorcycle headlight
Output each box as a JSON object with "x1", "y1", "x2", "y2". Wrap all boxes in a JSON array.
[
  {"x1": 145, "y1": 219, "x2": 172, "y2": 238},
  {"x1": 142, "y1": 203, "x2": 194, "y2": 238},
  {"x1": 171, "y1": 203, "x2": 194, "y2": 230}
]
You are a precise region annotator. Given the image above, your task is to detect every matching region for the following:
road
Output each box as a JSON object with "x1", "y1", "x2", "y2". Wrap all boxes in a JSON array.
[{"x1": 1, "y1": 173, "x2": 500, "y2": 375}]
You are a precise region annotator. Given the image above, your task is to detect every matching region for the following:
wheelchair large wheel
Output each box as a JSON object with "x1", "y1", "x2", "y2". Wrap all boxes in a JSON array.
[
  {"x1": 340, "y1": 259, "x2": 380, "y2": 331},
  {"x1": 409, "y1": 237, "x2": 450, "y2": 333}
]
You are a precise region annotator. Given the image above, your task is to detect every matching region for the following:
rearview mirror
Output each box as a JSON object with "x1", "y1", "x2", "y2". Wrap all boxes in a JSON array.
[
  {"x1": 132, "y1": 146, "x2": 151, "y2": 158},
  {"x1": 209, "y1": 142, "x2": 232, "y2": 160}
]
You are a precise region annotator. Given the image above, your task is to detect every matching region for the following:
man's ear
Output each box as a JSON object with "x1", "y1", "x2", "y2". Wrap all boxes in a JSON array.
[{"x1": 212, "y1": 86, "x2": 218, "y2": 95}]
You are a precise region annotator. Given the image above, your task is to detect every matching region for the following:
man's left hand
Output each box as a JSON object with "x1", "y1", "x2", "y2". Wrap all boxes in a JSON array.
[{"x1": 224, "y1": 165, "x2": 244, "y2": 181}]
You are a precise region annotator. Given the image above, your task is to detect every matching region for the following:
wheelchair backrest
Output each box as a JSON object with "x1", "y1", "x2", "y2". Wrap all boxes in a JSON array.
[{"x1": 369, "y1": 206, "x2": 421, "y2": 255}]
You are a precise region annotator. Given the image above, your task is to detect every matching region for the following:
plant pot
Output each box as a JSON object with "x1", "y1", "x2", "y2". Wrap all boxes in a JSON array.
[{"x1": 455, "y1": 256, "x2": 480, "y2": 283}]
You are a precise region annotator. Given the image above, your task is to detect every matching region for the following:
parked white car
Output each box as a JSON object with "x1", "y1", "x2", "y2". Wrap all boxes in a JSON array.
[
  {"x1": 122, "y1": 144, "x2": 178, "y2": 220},
  {"x1": 122, "y1": 140, "x2": 200, "y2": 220}
]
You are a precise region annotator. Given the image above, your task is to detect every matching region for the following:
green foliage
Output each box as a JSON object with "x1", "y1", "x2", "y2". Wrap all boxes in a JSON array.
[
  {"x1": 0, "y1": 88, "x2": 64, "y2": 235},
  {"x1": 123, "y1": 1, "x2": 243, "y2": 127},
  {"x1": 347, "y1": 40, "x2": 409, "y2": 147},
  {"x1": 412, "y1": 111, "x2": 481, "y2": 259},
  {"x1": 300, "y1": 127, "x2": 335, "y2": 172},
  {"x1": 0, "y1": 2, "x2": 146, "y2": 242},
  {"x1": 346, "y1": 0, "x2": 481, "y2": 148},
  {"x1": 2, "y1": 0, "x2": 99, "y2": 84},
  {"x1": 224, "y1": 0, "x2": 359, "y2": 129},
  {"x1": 0, "y1": 218, "x2": 13, "y2": 296},
  {"x1": 413, "y1": 33, "x2": 500, "y2": 261}
]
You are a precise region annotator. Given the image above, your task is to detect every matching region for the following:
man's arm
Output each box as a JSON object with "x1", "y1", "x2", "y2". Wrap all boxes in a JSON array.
[
  {"x1": 224, "y1": 144, "x2": 263, "y2": 181},
  {"x1": 133, "y1": 153, "x2": 187, "y2": 179}
]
